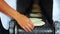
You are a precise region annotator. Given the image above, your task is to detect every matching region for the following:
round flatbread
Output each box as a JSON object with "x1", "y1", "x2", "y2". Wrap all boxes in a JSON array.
[{"x1": 30, "y1": 18, "x2": 45, "y2": 26}]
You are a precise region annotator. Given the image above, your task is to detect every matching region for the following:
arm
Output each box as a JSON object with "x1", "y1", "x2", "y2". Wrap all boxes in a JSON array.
[{"x1": 0, "y1": 0, "x2": 34, "y2": 32}]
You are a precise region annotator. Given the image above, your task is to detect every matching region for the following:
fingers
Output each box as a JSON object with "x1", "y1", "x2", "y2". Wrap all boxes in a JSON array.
[
  {"x1": 22, "y1": 23, "x2": 33, "y2": 32},
  {"x1": 15, "y1": 15, "x2": 34, "y2": 32},
  {"x1": 26, "y1": 19, "x2": 34, "y2": 30},
  {"x1": 20, "y1": 24, "x2": 32, "y2": 32},
  {"x1": 21, "y1": 25, "x2": 28, "y2": 32},
  {"x1": 26, "y1": 20, "x2": 34, "y2": 28},
  {"x1": 22, "y1": 20, "x2": 34, "y2": 32},
  {"x1": 27, "y1": 23, "x2": 33, "y2": 30},
  {"x1": 27, "y1": 22, "x2": 34, "y2": 30},
  {"x1": 25, "y1": 25, "x2": 32, "y2": 32},
  {"x1": 21, "y1": 17, "x2": 34, "y2": 32},
  {"x1": 20, "y1": 21, "x2": 34, "y2": 32},
  {"x1": 29, "y1": 21, "x2": 34, "y2": 29}
]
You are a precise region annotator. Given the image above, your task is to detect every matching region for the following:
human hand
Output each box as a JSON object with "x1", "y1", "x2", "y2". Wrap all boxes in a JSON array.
[
  {"x1": 0, "y1": 0, "x2": 34, "y2": 32},
  {"x1": 15, "y1": 14, "x2": 34, "y2": 32}
]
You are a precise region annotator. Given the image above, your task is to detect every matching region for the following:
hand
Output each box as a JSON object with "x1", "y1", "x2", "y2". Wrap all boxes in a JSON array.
[
  {"x1": 15, "y1": 14, "x2": 34, "y2": 32},
  {"x1": 0, "y1": 0, "x2": 34, "y2": 32}
]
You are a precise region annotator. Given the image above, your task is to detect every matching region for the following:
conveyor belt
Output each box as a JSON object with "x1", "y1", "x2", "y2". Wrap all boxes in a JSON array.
[{"x1": 9, "y1": 18, "x2": 54, "y2": 34}]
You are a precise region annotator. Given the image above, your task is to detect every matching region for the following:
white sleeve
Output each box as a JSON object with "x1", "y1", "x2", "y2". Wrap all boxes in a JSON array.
[
  {"x1": 0, "y1": 0, "x2": 16, "y2": 30},
  {"x1": 0, "y1": 12, "x2": 11, "y2": 30}
]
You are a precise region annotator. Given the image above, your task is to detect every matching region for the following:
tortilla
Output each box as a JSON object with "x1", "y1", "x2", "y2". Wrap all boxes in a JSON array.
[
  {"x1": 30, "y1": 18, "x2": 45, "y2": 26},
  {"x1": 30, "y1": 13, "x2": 42, "y2": 17}
]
